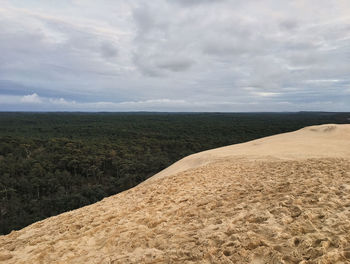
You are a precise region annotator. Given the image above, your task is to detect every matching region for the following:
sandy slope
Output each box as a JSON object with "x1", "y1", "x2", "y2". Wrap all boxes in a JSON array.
[
  {"x1": 148, "y1": 124, "x2": 350, "y2": 182},
  {"x1": 1, "y1": 124, "x2": 350, "y2": 264}
]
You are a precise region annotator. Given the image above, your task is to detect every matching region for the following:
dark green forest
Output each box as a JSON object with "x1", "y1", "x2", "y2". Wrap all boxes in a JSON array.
[{"x1": 0, "y1": 112, "x2": 349, "y2": 235}]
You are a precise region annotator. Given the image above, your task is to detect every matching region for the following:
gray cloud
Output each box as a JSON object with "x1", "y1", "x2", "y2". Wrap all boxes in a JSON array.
[
  {"x1": 100, "y1": 42, "x2": 118, "y2": 58},
  {"x1": 279, "y1": 19, "x2": 299, "y2": 31},
  {"x1": 169, "y1": 0, "x2": 226, "y2": 6},
  {"x1": 0, "y1": 0, "x2": 349, "y2": 111},
  {"x1": 156, "y1": 58, "x2": 193, "y2": 72},
  {"x1": 0, "y1": 80, "x2": 36, "y2": 96}
]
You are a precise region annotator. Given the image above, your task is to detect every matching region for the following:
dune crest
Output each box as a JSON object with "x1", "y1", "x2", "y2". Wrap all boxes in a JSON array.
[
  {"x1": 1, "y1": 124, "x2": 350, "y2": 263},
  {"x1": 149, "y1": 124, "x2": 350, "y2": 182}
]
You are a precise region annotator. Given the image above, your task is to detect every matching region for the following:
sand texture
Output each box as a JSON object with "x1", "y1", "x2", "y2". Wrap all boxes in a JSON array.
[
  {"x1": 1, "y1": 124, "x2": 350, "y2": 263},
  {"x1": 149, "y1": 124, "x2": 350, "y2": 182}
]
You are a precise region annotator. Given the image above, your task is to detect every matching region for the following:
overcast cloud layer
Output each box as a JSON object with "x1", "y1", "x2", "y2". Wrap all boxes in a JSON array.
[{"x1": 0, "y1": 0, "x2": 349, "y2": 111}]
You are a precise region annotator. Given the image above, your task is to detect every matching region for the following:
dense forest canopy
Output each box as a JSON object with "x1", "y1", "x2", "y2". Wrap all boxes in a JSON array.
[{"x1": 0, "y1": 112, "x2": 349, "y2": 235}]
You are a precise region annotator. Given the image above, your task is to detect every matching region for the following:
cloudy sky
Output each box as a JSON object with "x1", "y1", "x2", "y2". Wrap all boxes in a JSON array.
[{"x1": 0, "y1": 0, "x2": 349, "y2": 111}]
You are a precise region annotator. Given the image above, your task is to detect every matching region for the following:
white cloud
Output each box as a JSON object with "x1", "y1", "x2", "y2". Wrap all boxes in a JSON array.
[
  {"x1": 254, "y1": 92, "x2": 281, "y2": 97},
  {"x1": 49, "y1": 97, "x2": 75, "y2": 105},
  {"x1": 20, "y1": 93, "x2": 42, "y2": 104},
  {"x1": 304, "y1": 79, "x2": 341, "y2": 83}
]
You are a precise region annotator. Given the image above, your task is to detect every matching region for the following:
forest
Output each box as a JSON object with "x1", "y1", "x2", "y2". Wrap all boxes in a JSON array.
[{"x1": 0, "y1": 112, "x2": 349, "y2": 235}]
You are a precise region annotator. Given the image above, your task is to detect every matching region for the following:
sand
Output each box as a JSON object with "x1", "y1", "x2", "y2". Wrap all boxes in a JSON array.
[
  {"x1": 148, "y1": 124, "x2": 350, "y2": 182},
  {"x1": 1, "y1": 124, "x2": 350, "y2": 263}
]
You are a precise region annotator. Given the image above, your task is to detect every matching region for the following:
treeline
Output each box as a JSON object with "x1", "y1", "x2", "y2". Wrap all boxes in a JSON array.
[{"x1": 0, "y1": 112, "x2": 349, "y2": 235}]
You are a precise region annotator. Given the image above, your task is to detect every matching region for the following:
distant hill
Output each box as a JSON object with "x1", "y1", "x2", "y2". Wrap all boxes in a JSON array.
[{"x1": 1, "y1": 124, "x2": 350, "y2": 263}]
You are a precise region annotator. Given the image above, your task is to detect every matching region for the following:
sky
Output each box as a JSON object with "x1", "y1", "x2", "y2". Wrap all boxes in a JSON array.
[{"x1": 0, "y1": 0, "x2": 349, "y2": 112}]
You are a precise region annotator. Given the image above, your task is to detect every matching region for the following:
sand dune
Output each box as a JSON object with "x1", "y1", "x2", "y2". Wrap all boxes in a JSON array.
[
  {"x1": 149, "y1": 124, "x2": 350, "y2": 182},
  {"x1": 1, "y1": 124, "x2": 350, "y2": 263}
]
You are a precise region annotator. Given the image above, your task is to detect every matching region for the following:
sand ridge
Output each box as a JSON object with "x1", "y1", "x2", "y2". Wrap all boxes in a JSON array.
[
  {"x1": 1, "y1": 124, "x2": 350, "y2": 263},
  {"x1": 148, "y1": 124, "x2": 350, "y2": 182}
]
